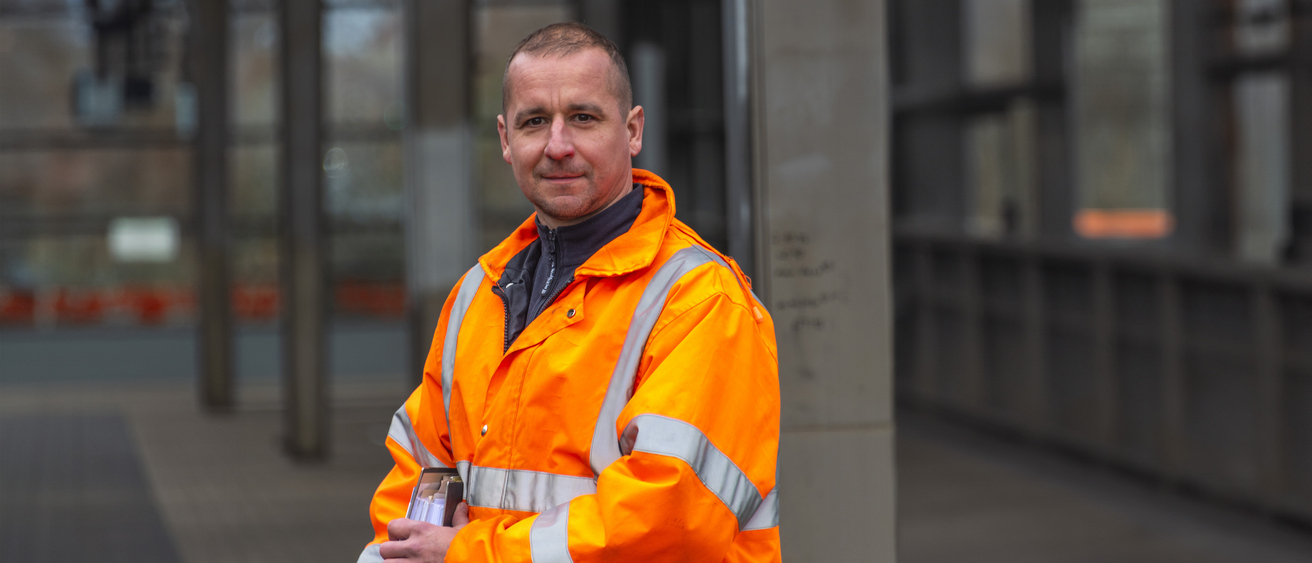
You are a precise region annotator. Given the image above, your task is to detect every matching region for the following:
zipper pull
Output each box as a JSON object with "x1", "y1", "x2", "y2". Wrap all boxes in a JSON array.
[{"x1": 544, "y1": 229, "x2": 557, "y2": 254}]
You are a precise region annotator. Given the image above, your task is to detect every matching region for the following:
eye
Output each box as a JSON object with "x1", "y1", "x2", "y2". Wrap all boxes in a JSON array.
[
  {"x1": 574, "y1": 114, "x2": 594, "y2": 123},
  {"x1": 524, "y1": 117, "x2": 546, "y2": 127}
]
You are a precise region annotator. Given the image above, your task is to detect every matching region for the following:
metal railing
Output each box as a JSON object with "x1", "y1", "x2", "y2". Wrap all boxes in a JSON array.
[{"x1": 894, "y1": 228, "x2": 1312, "y2": 523}]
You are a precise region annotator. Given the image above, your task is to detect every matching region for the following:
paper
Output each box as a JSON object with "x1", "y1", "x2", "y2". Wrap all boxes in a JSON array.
[{"x1": 406, "y1": 467, "x2": 463, "y2": 526}]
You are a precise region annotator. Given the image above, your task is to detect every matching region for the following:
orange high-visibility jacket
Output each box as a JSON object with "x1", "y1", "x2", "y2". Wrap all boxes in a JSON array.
[{"x1": 359, "y1": 169, "x2": 781, "y2": 563}]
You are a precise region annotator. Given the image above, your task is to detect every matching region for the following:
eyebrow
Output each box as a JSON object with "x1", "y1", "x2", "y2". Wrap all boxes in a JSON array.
[
  {"x1": 513, "y1": 107, "x2": 546, "y2": 124},
  {"x1": 567, "y1": 102, "x2": 606, "y2": 116}
]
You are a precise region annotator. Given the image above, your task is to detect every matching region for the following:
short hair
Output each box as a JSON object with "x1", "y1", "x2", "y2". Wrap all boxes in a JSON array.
[{"x1": 502, "y1": 22, "x2": 633, "y2": 114}]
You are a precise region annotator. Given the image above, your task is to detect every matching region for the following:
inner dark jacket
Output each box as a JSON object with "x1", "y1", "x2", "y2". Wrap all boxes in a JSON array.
[{"x1": 491, "y1": 185, "x2": 644, "y2": 350}]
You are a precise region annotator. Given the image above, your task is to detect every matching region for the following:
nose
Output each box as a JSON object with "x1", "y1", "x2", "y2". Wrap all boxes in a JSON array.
[{"x1": 544, "y1": 118, "x2": 574, "y2": 160}]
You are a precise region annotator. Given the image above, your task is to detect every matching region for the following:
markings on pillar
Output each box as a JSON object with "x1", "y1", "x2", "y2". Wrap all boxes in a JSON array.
[{"x1": 770, "y1": 230, "x2": 847, "y2": 333}]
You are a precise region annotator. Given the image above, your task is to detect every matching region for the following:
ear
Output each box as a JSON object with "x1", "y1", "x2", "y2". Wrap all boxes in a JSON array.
[
  {"x1": 497, "y1": 114, "x2": 512, "y2": 164},
  {"x1": 627, "y1": 105, "x2": 645, "y2": 158}
]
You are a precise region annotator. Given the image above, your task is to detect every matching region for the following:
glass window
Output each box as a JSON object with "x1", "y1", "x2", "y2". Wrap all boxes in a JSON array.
[
  {"x1": 962, "y1": 0, "x2": 1036, "y2": 239},
  {"x1": 1071, "y1": 0, "x2": 1173, "y2": 240}
]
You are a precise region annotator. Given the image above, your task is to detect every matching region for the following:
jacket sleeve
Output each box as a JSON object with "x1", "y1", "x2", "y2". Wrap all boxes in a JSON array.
[
  {"x1": 446, "y1": 267, "x2": 781, "y2": 562},
  {"x1": 360, "y1": 278, "x2": 465, "y2": 555}
]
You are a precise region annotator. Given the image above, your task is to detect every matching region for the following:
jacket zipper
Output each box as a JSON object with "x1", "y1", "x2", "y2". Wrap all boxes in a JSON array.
[
  {"x1": 540, "y1": 229, "x2": 558, "y2": 296},
  {"x1": 492, "y1": 282, "x2": 512, "y2": 353},
  {"x1": 532, "y1": 229, "x2": 570, "y2": 319}
]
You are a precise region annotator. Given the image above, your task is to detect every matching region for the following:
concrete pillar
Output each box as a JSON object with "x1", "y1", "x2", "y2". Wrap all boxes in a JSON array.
[
  {"x1": 192, "y1": 0, "x2": 233, "y2": 410},
  {"x1": 402, "y1": 0, "x2": 478, "y2": 386},
  {"x1": 753, "y1": 0, "x2": 895, "y2": 560},
  {"x1": 279, "y1": 0, "x2": 328, "y2": 459}
]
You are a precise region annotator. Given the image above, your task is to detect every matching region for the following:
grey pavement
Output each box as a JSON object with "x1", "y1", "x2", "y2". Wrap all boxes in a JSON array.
[
  {"x1": 898, "y1": 409, "x2": 1312, "y2": 563},
  {"x1": 0, "y1": 378, "x2": 407, "y2": 563},
  {"x1": 0, "y1": 413, "x2": 182, "y2": 563}
]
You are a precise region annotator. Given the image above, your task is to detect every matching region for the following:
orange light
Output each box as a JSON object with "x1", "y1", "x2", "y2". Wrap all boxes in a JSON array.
[{"x1": 1074, "y1": 209, "x2": 1174, "y2": 239}]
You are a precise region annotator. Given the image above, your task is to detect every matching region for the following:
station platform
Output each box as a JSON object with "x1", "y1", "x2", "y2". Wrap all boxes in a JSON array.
[
  {"x1": 897, "y1": 409, "x2": 1312, "y2": 563},
  {"x1": 2, "y1": 377, "x2": 1311, "y2": 562},
  {"x1": 0, "y1": 378, "x2": 406, "y2": 563}
]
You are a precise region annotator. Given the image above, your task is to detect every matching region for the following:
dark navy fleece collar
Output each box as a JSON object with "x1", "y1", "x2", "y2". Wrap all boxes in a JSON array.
[
  {"x1": 493, "y1": 185, "x2": 644, "y2": 348},
  {"x1": 533, "y1": 185, "x2": 645, "y2": 269}
]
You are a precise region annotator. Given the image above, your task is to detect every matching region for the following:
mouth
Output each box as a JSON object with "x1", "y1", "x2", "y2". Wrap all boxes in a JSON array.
[{"x1": 541, "y1": 173, "x2": 585, "y2": 184}]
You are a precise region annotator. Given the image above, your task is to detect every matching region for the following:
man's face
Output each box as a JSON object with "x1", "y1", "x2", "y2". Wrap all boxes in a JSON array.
[{"x1": 498, "y1": 48, "x2": 644, "y2": 228}]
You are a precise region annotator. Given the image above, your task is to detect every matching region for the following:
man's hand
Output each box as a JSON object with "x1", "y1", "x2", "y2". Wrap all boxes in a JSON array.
[{"x1": 380, "y1": 502, "x2": 470, "y2": 562}]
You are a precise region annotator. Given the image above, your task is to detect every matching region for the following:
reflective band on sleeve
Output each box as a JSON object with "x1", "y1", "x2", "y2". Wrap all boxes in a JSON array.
[
  {"x1": 386, "y1": 404, "x2": 443, "y2": 468},
  {"x1": 588, "y1": 246, "x2": 717, "y2": 475},
  {"x1": 529, "y1": 501, "x2": 575, "y2": 563},
  {"x1": 462, "y1": 464, "x2": 597, "y2": 514},
  {"x1": 356, "y1": 543, "x2": 383, "y2": 563},
  {"x1": 441, "y1": 263, "x2": 486, "y2": 439},
  {"x1": 742, "y1": 488, "x2": 779, "y2": 531},
  {"x1": 620, "y1": 413, "x2": 763, "y2": 531}
]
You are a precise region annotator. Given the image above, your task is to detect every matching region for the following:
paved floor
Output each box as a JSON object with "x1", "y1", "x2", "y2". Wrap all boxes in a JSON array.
[
  {"x1": 898, "y1": 409, "x2": 1312, "y2": 563},
  {"x1": 0, "y1": 413, "x2": 182, "y2": 563},
  {"x1": 1, "y1": 378, "x2": 1310, "y2": 562},
  {"x1": 0, "y1": 379, "x2": 408, "y2": 563}
]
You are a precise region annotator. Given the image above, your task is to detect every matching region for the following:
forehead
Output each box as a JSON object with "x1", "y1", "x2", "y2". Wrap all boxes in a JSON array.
[{"x1": 505, "y1": 49, "x2": 620, "y2": 112}]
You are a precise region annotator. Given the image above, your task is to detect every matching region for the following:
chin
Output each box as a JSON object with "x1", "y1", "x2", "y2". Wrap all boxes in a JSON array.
[
  {"x1": 542, "y1": 199, "x2": 587, "y2": 217},
  {"x1": 538, "y1": 196, "x2": 600, "y2": 222}
]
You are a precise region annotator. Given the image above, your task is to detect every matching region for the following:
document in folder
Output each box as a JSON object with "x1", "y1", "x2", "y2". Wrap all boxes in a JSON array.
[{"x1": 406, "y1": 467, "x2": 464, "y2": 527}]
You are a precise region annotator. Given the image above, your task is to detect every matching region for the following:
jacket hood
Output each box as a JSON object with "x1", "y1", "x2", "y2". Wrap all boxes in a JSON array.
[{"x1": 478, "y1": 168, "x2": 676, "y2": 281}]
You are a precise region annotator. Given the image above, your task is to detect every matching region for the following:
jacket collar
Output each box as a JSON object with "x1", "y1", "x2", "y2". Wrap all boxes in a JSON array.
[{"x1": 479, "y1": 168, "x2": 676, "y2": 281}]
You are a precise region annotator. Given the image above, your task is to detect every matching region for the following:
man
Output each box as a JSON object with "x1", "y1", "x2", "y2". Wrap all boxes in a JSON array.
[{"x1": 359, "y1": 22, "x2": 779, "y2": 563}]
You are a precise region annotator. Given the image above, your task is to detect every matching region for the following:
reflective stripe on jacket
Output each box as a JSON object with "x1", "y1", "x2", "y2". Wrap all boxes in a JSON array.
[{"x1": 361, "y1": 169, "x2": 781, "y2": 562}]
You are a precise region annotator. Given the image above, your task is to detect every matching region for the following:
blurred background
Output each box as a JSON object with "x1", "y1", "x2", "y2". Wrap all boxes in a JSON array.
[{"x1": 1, "y1": 0, "x2": 1311, "y2": 561}]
